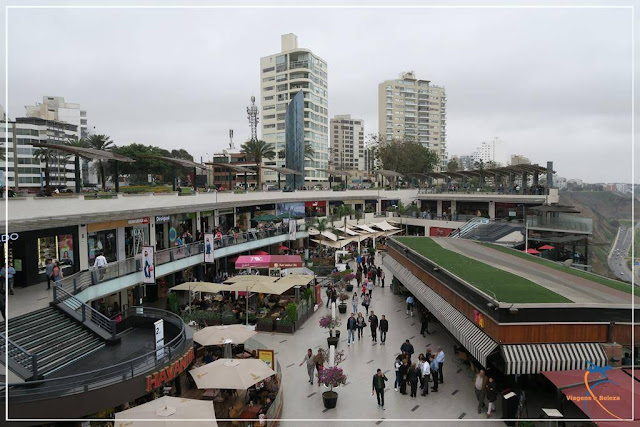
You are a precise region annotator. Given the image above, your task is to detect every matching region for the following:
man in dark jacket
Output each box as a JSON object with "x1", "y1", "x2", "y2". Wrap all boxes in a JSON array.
[
  {"x1": 346, "y1": 313, "x2": 357, "y2": 346},
  {"x1": 379, "y1": 315, "x2": 389, "y2": 345},
  {"x1": 372, "y1": 368, "x2": 388, "y2": 409},
  {"x1": 368, "y1": 311, "x2": 379, "y2": 343},
  {"x1": 398, "y1": 359, "x2": 409, "y2": 395},
  {"x1": 420, "y1": 311, "x2": 430, "y2": 336},
  {"x1": 400, "y1": 339, "x2": 414, "y2": 357},
  {"x1": 407, "y1": 363, "x2": 420, "y2": 397}
]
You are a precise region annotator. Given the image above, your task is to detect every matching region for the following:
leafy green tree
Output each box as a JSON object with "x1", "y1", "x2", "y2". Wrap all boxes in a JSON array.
[
  {"x1": 447, "y1": 157, "x2": 460, "y2": 173},
  {"x1": 171, "y1": 149, "x2": 194, "y2": 162},
  {"x1": 33, "y1": 147, "x2": 57, "y2": 188},
  {"x1": 241, "y1": 139, "x2": 275, "y2": 188},
  {"x1": 87, "y1": 134, "x2": 114, "y2": 190},
  {"x1": 473, "y1": 159, "x2": 485, "y2": 189},
  {"x1": 112, "y1": 143, "x2": 173, "y2": 184},
  {"x1": 370, "y1": 134, "x2": 438, "y2": 177}
]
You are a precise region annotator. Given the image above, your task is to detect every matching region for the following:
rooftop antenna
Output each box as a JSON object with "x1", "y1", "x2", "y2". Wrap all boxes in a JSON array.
[
  {"x1": 247, "y1": 96, "x2": 259, "y2": 142},
  {"x1": 229, "y1": 129, "x2": 234, "y2": 150}
]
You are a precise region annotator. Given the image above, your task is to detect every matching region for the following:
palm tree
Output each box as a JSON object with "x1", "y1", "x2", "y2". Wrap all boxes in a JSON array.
[
  {"x1": 241, "y1": 139, "x2": 275, "y2": 189},
  {"x1": 314, "y1": 217, "x2": 330, "y2": 233},
  {"x1": 278, "y1": 143, "x2": 315, "y2": 161},
  {"x1": 33, "y1": 147, "x2": 57, "y2": 188},
  {"x1": 87, "y1": 134, "x2": 114, "y2": 190},
  {"x1": 473, "y1": 159, "x2": 485, "y2": 190},
  {"x1": 395, "y1": 201, "x2": 418, "y2": 234},
  {"x1": 334, "y1": 204, "x2": 354, "y2": 232}
]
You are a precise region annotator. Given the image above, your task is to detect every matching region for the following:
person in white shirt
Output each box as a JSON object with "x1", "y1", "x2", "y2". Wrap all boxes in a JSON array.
[
  {"x1": 435, "y1": 347, "x2": 445, "y2": 384},
  {"x1": 93, "y1": 252, "x2": 108, "y2": 281},
  {"x1": 421, "y1": 355, "x2": 431, "y2": 396}
]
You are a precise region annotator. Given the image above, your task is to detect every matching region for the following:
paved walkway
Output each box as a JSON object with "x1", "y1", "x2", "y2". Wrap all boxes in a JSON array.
[
  {"x1": 6, "y1": 279, "x2": 54, "y2": 320},
  {"x1": 436, "y1": 239, "x2": 636, "y2": 304},
  {"x1": 254, "y1": 253, "x2": 506, "y2": 425}
]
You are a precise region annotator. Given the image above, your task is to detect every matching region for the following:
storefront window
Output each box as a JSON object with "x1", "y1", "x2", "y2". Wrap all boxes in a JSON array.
[
  {"x1": 88, "y1": 230, "x2": 118, "y2": 263},
  {"x1": 125, "y1": 225, "x2": 150, "y2": 258},
  {"x1": 37, "y1": 236, "x2": 58, "y2": 269}
]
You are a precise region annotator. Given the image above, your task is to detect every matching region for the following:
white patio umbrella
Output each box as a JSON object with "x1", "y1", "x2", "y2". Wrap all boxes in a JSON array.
[
  {"x1": 114, "y1": 396, "x2": 217, "y2": 427},
  {"x1": 190, "y1": 358, "x2": 276, "y2": 390},
  {"x1": 194, "y1": 325, "x2": 257, "y2": 346}
]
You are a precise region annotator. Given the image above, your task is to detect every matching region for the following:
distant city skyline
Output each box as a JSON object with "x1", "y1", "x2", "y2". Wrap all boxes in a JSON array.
[{"x1": 1, "y1": 4, "x2": 634, "y2": 182}]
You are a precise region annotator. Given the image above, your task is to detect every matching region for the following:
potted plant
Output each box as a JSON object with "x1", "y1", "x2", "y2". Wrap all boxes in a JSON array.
[
  {"x1": 257, "y1": 315, "x2": 274, "y2": 332},
  {"x1": 343, "y1": 273, "x2": 355, "y2": 292},
  {"x1": 337, "y1": 293, "x2": 349, "y2": 314},
  {"x1": 319, "y1": 314, "x2": 341, "y2": 347},
  {"x1": 276, "y1": 317, "x2": 295, "y2": 333},
  {"x1": 318, "y1": 349, "x2": 347, "y2": 409}
]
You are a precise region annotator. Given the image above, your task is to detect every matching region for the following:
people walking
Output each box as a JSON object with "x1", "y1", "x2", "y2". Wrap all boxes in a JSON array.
[
  {"x1": 486, "y1": 375, "x2": 498, "y2": 418},
  {"x1": 361, "y1": 280, "x2": 368, "y2": 298},
  {"x1": 356, "y1": 312, "x2": 366, "y2": 340},
  {"x1": 362, "y1": 293, "x2": 371, "y2": 315},
  {"x1": 400, "y1": 339, "x2": 415, "y2": 358},
  {"x1": 299, "y1": 349, "x2": 315, "y2": 384},
  {"x1": 326, "y1": 285, "x2": 334, "y2": 308},
  {"x1": 93, "y1": 252, "x2": 108, "y2": 281},
  {"x1": 379, "y1": 315, "x2": 388, "y2": 345},
  {"x1": 435, "y1": 347, "x2": 445, "y2": 383},
  {"x1": 474, "y1": 369, "x2": 488, "y2": 413},
  {"x1": 394, "y1": 354, "x2": 402, "y2": 392},
  {"x1": 399, "y1": 359, "x2": 409, "y2": 395},
  {"x1": 408, "y1": 363, "x2": 419, "y2": 397},
  {"x1": 372, "y1": 369, "x2": 388, "y2": 409},
  {"x1": 421, "y1": 355, "x2": 431, "y2": 396},
  {"x1": 45, "y1": 258, "x2": 54, "y2": 290},
  {"x1": 368, "y1": 311, "x2": 378, "y2": 343},
  {"x1": 429, "y1": 355, "x2": 439, "y2": 392},
  {"x1": 420, "y1": 311, "x2": 430, "y2": 335},
  {"x1": 351, "y1": 292, "x2": 359, "y2": 314},
  {"x1": 346, "y1": 313, "x2": 357, "y2": 346},
  {"x1": 1, "y1": 262, "x2": 16, "y2": 295},
  {"x1": 379, "y1": 267, "x2": 385, "y2": 288},
  {"x1": 406, "y1": 295, "x2": 415, "y2": 316}
]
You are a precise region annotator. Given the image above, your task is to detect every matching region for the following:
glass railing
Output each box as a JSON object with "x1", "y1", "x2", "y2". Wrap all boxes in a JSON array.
[{"x1": 527, "y1": 216, "x2": 593, "y2": 233}]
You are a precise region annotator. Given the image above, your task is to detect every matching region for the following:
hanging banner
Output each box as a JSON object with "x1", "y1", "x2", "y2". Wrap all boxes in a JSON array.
[
  {"x1": 154, "y1": 319, "x2": 165, "y2": 361},
  {"x1": 288, "y1": 219, "x2": 297, "y2": 241},
  {"x1": 142, "y1": 246, "x2": 155, "y2": 284},
  {"x1": 204, "y1": 233, "x2": 215, "y2": 263}
]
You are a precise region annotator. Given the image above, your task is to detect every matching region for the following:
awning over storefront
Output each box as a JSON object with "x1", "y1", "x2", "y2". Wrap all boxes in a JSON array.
[
  {"x1": 502, "y1": 343, "x2": 607, "y2": 375},
  {"x1": 235, "y1": 255, "x2": 303, "y2": 269},
  {"x1": 384, "y1": 257, "x2": 498, "y2": 367},
  {"x1": 373, "y1": 221, "x2": 400, "y2": 231},
  {"x1": 542, "y1": 368, "x2": 638, "y2": 425}
]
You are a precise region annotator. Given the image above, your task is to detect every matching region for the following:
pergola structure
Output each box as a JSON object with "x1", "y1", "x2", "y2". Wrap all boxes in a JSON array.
[
  {"x1": 316, "y1": 168, "x2": 353, "y2": 189},
  {"x1": 206, "y1": 162, "x2": 256, "y2": 191},
  {"x1": 411, "y1": 163, "x2": 552, "y2": 194},
  {"x1": 262, "y1": 165, "x2": 304, "y2": 189},
  {"x1": 140, "y1": 155, "x2": 207, "y2": 191},
  {"x1": 29, "y1": 142, "x2": 135, "y2": 193},
  {"x1": 374, "y1": 169, "x2": 404, "y2": 188}
]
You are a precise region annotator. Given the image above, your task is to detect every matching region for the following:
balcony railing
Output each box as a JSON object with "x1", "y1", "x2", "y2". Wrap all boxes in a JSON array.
[
  {"x1": 289, "y1": 60, "x2": 309, "y2": 70},
  {"x1": 527, "y1": 216, "x2": 593, "y2": 234},
  {"x1": 59, "y1": 225, "x2": 308, "y2": 296}
]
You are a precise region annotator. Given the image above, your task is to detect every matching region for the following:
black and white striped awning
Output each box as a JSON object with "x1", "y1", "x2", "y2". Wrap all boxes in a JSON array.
[
  {"x1": 384, "y1": 257, "x2": 498, "y2": 367},
  {"x1": 502, "y1": 343, "x2": 608, "y2": 375}
]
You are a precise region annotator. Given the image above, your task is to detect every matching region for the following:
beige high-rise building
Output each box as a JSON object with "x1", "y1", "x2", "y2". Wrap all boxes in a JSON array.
[
  {"x1": 259, "y1": 33, "x2": 329, "y2": 186},
  {"x1": 510, "y1": 154, "x2": 531, "y2": 165},
  {"x1": 25, "y1": 96, "x2": 89, "y2": 138},
  {"x1": 378, "y1": 71, "x2": 447, "y2": 171},
  {"x1": 329, "y1": 115, "x2": 364, "y2": 171}
]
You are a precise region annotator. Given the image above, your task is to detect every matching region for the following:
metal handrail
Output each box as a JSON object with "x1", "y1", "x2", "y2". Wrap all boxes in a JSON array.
[
  {"x1": 53, "y1": 286, "x2": 116, "y2": 340},
  {"x1": 0, "y1": 331, "x2": 38, "y2": 378},
  {"x1": 8, "y1": 307, "x2": 187, "y2": 401}
]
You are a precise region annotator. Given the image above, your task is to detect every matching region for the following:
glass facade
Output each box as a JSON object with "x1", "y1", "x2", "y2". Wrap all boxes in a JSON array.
[
  {"x1": 88, "y1": 230, "x2": 117, "y2": 263},
  {"x1": 285, "y1": 91, "x2": 305, "y2": 189}
]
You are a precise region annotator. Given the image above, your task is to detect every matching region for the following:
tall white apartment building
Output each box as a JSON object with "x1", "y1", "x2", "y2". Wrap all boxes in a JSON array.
[
  {"x1": 378, "y1": 71, "x2": 447, "y2": 171},
  {"x1": 471, "y1": 137, "x2": 508, "y2": 166},
  {"x1": 1, "y1": 117, "x2": 78, "y2": 190},
  {"x1": 329, "y1": 115, "x2": 364, "y2": 171},
  {"x1": 25, "y1": 96, "x2": 89, "y2": 138},
  {"x1": 260, "y1": 34, "x2": 329, "y2": 185}
]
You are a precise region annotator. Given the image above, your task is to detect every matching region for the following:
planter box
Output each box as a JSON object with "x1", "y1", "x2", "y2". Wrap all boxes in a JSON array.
[
  {"x1": 322, "y1": 391, "x2": 338, "y2": 409},
  {"x1": 345, "y1": 285, "x2": 354, "y2": 292},
  {"x1": 327, "y1": 337, "x2": 339, "y2": 347},
  {"x1": 338, "y1": 304, "x2": 347, "y2": 314},
  {"x1": 276, "y1": 322, "x2": 295, "y2": 334},
  {"x1": 256, "y1": 319, "x2": 274, "y2": 332}
]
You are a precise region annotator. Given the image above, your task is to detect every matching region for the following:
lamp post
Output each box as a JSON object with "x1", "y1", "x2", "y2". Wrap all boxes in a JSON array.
[{"x1": 518, "y1": 204, "x2": 527, "y2": 253}]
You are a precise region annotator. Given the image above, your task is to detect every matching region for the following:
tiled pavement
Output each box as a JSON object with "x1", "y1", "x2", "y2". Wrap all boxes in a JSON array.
[{"x1": 253, "y1": 253, "x2": 507, "y2": 426}]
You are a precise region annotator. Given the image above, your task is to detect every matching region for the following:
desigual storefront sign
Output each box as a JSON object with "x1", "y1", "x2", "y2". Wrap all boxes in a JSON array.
[
  {"x1": 88, "y1": 217, "x2": 150, "y2": 232},
  {"x1": 145, "y1": 347, "x2": 194, "y2": 392}
]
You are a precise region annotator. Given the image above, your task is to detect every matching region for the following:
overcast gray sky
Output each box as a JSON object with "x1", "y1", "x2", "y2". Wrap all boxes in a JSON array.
[{"x1": 1, "y1": 1, "x2": 636, "y2": 183}]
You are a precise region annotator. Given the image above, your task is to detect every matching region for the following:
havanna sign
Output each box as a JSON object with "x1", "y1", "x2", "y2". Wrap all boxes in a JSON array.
[{"x1": 145, "y1": 347, "x2": 194, "y2": 392}]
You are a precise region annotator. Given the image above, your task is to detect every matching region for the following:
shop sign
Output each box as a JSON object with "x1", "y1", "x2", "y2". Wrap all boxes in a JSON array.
[
  {"x1": 257, "y1": 349, "x2": 275, "y2": 370},
  {"x1": 155, "y1": 215, "x2": 171, "y2": 223},
  {"x1": 305, "y1": 201, "x2": 327, "y2": 208},
  {"x1": 154, "y1": 319, "x2": 164, "y2": 361},
  {"x1": 145, "y1": 347, "x2": 195, "y2": 392},
  {"x1": 1, "y1": 233, "x2": 19, "y2": 242},
  {"x1": 473, "y1": 309, "x2": 485, "y2": 329},
  {"x1": 142, "y1": 246, "x2": 155, "y2": 285},
  {"x1": 200, "y1": 210, "x2": 213, "y2": 217},
  {"x1": 128, "y1": 217, "x2": 149, "y2": 225}
]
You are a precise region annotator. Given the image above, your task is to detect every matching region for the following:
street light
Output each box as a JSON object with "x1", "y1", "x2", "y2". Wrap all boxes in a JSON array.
[{"x1": 518, "y1": 204, "x2": 528, "y2": 253}]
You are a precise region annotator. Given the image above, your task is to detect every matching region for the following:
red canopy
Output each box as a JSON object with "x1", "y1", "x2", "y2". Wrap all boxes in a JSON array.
[
  {"x1": 538, "y1": 244, "x2": 555, "y2": 250},
  {"x1": 235, "y1": 255, "x2": 303, "y2": 269},
  {"x1": 543, "y1": 368, "x2": 639, "y2": 425},
  {"x1": 253, "y1": 250, "x2": 269, "y2": 255},
  {"x1": 278, "y1": 246, "x2": 290, "y2": 251},
  {"x1": 525, "y1": 248, "x2": 541, "y2": 254}
]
